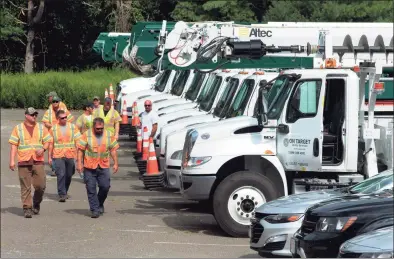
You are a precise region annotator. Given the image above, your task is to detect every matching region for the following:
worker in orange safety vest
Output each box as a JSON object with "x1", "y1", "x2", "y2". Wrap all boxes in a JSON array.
[
  {"x1": 8, "y1": 107, "x2": 53, "y2": 218},
  {"x1": 76, "y1": 117, "x2": 119, "y2": 218},
  {"x1": 49, "y1": 110, "x2": 81, "y2": 202},
  {"x1": 42, "y1": 95, "x2": 74, "y2": 176}
]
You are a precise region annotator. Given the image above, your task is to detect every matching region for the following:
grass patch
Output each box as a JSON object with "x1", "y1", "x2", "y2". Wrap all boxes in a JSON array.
[{"x1": 1, "y1": 68, "x2": 136, "y2": 110}]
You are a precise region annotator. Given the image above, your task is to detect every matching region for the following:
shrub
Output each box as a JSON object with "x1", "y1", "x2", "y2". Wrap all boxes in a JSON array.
[{"x1": 0, "y1": 68, "x2": 136, "y2": 110}]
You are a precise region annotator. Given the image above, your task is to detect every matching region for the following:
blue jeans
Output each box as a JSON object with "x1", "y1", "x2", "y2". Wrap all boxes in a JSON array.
[
  {"x1": 53, "y1": 158, "x2": 75, "y2": 196},
  {"x1": 83, "y1": 167, "x2": 111, "y2": 213}
]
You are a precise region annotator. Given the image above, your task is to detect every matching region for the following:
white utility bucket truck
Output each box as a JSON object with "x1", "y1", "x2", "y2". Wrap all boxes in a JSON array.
[
  {"x1": 142, "y1": 70, "x2": 278, "y2": 188},
  {"x1": 178, "y1": 27, "x2": 393, "y2": 237}
]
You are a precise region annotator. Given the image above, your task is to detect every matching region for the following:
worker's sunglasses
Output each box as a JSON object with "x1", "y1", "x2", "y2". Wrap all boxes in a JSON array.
[
  {"x1": 145, "y1": 104, "x2": 151, "y2": 107},
  {"x1": 52, "y1": 101, "x2": 59, "y2": 103},
  {"x1": 29, "y1": 114, "x2": 38, "y2": 117},
  {"x1": 95, "y1": 127, "x2": 104, "y2": 130},
  {"x1": 59, "y1": 116, "x2": 67, "y2": 120}
]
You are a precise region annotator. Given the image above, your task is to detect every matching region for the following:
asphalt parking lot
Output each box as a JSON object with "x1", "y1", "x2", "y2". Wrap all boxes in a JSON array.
[{"x1": 1, "y1": 109, "x2": 259, "y2": 258}]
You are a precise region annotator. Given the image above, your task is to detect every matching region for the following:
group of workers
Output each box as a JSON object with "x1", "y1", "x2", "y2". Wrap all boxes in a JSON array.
[{"x1": 8, "y1": 91, "x2": 124, "y2": 219}]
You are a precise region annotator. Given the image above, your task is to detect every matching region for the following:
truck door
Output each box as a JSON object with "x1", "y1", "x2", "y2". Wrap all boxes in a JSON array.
[{"x1": 276, "y1": 77, "x2": 326, "y2": 172}]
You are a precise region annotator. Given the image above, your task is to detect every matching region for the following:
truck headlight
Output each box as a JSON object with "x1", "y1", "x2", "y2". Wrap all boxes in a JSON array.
[
  {"x1": 187, "y1": 156, "x2": 211, "y2": 167},
  {"x1": 170, "y1": 150, "x2": 183, "y2": 160},
  {"x1": 360, "y1": 252, "x2": 394, "y2": 258},
  {"x1": 264, "y1": 214, "x2": 303, "y2": 224},
  {"x1": 316, "y1": 217, "x2": 357, "y2": 232}
]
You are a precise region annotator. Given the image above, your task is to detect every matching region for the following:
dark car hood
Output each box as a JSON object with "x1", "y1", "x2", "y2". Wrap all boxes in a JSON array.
[{"x1": 308, "y1": 192, "x2": 394, "y2": 217}]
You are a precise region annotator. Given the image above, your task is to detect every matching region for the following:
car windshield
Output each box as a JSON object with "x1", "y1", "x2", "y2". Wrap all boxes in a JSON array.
[
  {"x1": 226, "y1": 78, "x2": 255, "y2": 118},
  {"x1": 196, "y1": 74, "x2": 217, "y2": 103},
  {"x1": 348, "y1": 170, "x2": 393, "y2": 194},
  {"x1": 154, "y1": 70, "x2": 172, "y2": 92},
  {"x1": 198, "y1": 75, "x2": 223, "y2": 112},
  {"x1": 213, "y1": 78, "x2": 240, "y2": 118},
  {"x1": 185, "y1": 72, "x2": 207, "y2": 101},
  {"x1": 170, "y1": 70, "x2": 191, "y2": 96}
]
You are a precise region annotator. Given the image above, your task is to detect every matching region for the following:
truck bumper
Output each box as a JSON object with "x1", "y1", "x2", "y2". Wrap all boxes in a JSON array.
[{"x1": 180, "y1": 174, "x2": 216, "y2": 201}]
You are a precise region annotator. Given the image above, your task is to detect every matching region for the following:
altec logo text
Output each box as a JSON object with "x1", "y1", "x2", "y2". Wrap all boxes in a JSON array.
[{"x1": 249, "y1": 28, "x2": 273, "y2": 38}]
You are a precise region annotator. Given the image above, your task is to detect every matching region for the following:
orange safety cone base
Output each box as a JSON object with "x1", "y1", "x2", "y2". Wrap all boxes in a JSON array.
[{"x1": 142, "y1": 171, "x2": 166, "y2": 189}]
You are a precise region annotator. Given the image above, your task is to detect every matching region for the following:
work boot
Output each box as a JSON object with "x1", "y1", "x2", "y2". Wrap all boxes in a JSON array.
[
  {"x1": 58, "y1": 196, "x2": 66, "y2": 202},
  {"x1": 91, "y1": 211, "x2": 100, "y2": 218},
  {"x1": 24, "y1": 208, "x2": 32, "y2": 218},
  {"x1": 32, "y1": 203, "x2": 40, "y2": 215},
  {"x1": 99, "y1": 206, "x2": 104, "y2": 215}
]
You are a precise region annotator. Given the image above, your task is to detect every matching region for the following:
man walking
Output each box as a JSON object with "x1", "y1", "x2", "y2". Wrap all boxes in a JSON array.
[
  {"x1": 93, "y1": 97, "x2": 122, "y2": 140},
  {"x1": 46, "y1": 91, "x2": 68, "y2": 111},
  {"x1": 43, "y1": 96, "x2": 74, "y2": 176},
  {"x1": 76, "y1": 102, "x2": 94, "y2": 134},
  {"x1": 49, "y1": 110, "x2": 81, "y2": 202},
  {"x1": 8, "y1": 108, "x2": 53, "y2": 218},
  {"x1": 139, "y1": 100, "x2": 159, "y2": 139},
  {"x1": 76, "y1": 117, "x2": 119, "y2": 218},
  {"x1": 92, "y1": 96, "x2": 103, "y2": 111}
]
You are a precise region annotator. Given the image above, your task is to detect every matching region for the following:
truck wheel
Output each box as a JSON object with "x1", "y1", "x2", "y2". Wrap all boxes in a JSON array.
[{"x1": 213, "y1": 170, "x2": 278, "y2": 237}]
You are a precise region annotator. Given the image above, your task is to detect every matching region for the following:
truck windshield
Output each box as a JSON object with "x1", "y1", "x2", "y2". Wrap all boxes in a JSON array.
[
  {"x1": 185, "y1": 72, "x2": 207, "y2": 101},
  {"x1": 348, "y1": 170, "x2": 393, "y2": 194},
  {"x1": 199, "y1": 76, "x2": 223, "y2": 112},
  {"x1": 196, "y1": 74, "x2": 217, "y2": 103},
  {"x1": 154, "y1": 70, "x2": 172, "y2": 92},
  {"x1": 213, "y1": 78, "x2": 240, "y2": 118},
  {"x1": 226, "y1": 79, "x2": 255, "y2": 118},
  {"x1": 170, "y1": 70, "x2": 191, "y2": 96},
  {"x1": 266, "y1": 76, "x2": 292, "y2": 119}
]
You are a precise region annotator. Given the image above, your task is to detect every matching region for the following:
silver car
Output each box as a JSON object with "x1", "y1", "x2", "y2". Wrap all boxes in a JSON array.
[
  {"x1": 338, "y1": 226, "x2": 393, "y2": 258},
  {"x1": 249, "y1": 169, "x2": 393, "y2": 257}
]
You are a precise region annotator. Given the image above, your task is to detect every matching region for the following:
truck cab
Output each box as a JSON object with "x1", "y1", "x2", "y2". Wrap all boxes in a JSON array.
[{"x1": 179, "y1": 65, "x2": 393, "y2": 237}]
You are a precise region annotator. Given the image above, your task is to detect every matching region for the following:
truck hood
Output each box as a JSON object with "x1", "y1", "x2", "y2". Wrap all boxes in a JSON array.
[
  {"x1": 191, "y1": 116, "x2": 261, "y2": 142},
  {"x1": 155, "y1": 98, "x2": 192, "y2": 110},
  {"x1": 256, "y1": 188, "x2": 348, "y2": 214},
  {"x1": 157, "y1": 108, "x2": 206, "y2": 126},
  {"x1": 157, "y1": 102, "x2": 198, "y2": 115},
  {"x1": 119, "y1": 77, "x2": 155, "y2": 94},
  {"x1": 341, "y1": 226, "x2": 393, "y2": 253},
  {"x1": 308, "y1": 192, "x2": 394, "y2": 217},
  {"x1": 135, "y1": 93, "x2": 181, "y2": 115},
  {"x1": 160, "y1": 114, "x2": 218, "y2": 155},
  {"x1": 123, "y1": 89, "x2": 164, "y2": 108}
]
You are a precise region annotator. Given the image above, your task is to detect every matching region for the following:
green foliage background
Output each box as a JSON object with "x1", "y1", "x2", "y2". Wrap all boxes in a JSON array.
[{"x1": 1, "y1": 0, "x2": 392, "y2": 109}]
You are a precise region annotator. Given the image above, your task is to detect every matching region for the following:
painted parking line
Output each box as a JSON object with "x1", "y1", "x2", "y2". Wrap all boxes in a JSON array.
[{"x1": 154, "y1": 241, "x2": 249, "y2": 247}]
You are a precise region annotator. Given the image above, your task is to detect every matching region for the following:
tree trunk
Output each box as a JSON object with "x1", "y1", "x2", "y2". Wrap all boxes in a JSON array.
[{"x1": 24, "y1": 0, "x2": 45, "y2": 74}]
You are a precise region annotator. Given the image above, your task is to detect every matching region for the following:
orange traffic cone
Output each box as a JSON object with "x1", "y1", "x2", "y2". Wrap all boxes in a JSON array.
[
  {"x1": 105, "y1": 88, "x2": 109, "y2": 98},
  {"x1": 136, "y1": 128, "x2": 142, "y2": 153},
  {"x1": 141, "y1": 127, "x2": 149, "y2": 160},
  {"x1": 121, "y1": 100, "x2": 128, "y2": 124},
  {"x1": 146, "y1": 138, "x2": 159, "y2": 175},
  {"x1": 109, "y1": 83, "x2": 115, "y2": 107}
]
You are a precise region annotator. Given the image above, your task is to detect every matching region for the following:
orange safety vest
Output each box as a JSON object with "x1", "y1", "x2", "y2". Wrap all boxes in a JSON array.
[
  {"x1": 51, "y1": 123, "x2": 81, "y2": 159},
  {"x1": 79, "y1": 129, "x2": 113, "y2": 169},
  {"x1": 9, "y1": 123, "x2": 52, "y2": 162}
]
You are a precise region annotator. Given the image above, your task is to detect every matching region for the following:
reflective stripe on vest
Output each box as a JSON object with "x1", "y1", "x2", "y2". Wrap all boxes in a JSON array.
[
  {"x1": 53, "y1": 123, "x2": 75, "y2": 148},
  {"x1": 17, "y1": 123, "x2": 44, "y2": 150},
  {"x1": 85, "y1": 130, "x2": 111, "y2": 158}
]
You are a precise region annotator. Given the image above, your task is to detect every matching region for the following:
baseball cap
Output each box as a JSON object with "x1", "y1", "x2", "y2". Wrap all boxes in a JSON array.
[
  {"x1": 25, "y1": 107, "x2": 38, "y2": 115},
  {"x1": 93, "y1": 96, "x2": 100, "y2": 101},
  {"x1": 46, "y1": 91, "x2": 58, "y2": 97},
  {"x1": 84, "y1": 101, "x2": 94, "y2": 108},
  {"x1": 52, "y1": 96, "x2": 61, "y2": 102},
  {"x1": 104, "y1": 97, "x2": 112, "y2": 103}
]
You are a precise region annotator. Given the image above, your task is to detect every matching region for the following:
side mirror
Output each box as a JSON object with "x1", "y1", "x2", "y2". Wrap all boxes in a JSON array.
[
  {"x1": 225, "y1": 77, "x2": 230, "y2": 82},
  {"x1": 257, "y1": 86, "x2": 268, "y2": 127}
]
